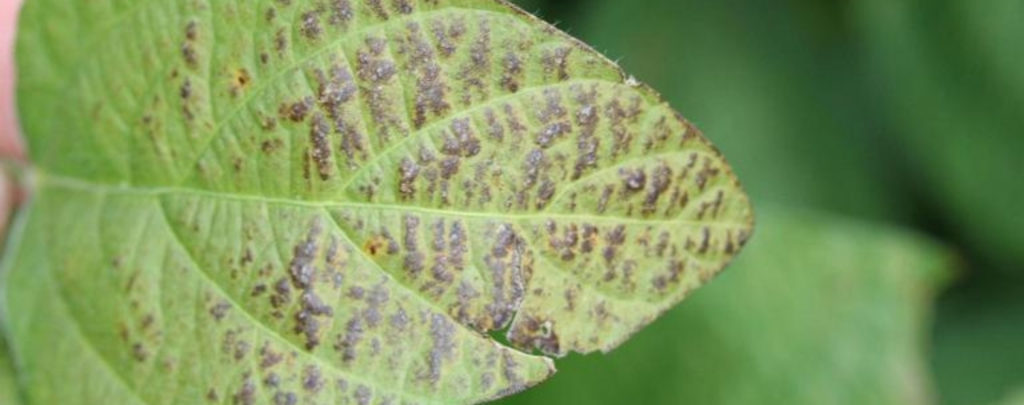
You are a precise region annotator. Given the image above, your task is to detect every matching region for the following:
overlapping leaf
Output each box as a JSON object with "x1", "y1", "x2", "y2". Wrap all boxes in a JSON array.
[
  {"x1": 5, "y1": 0, "x2": 752, "y2": 403},
  {"x1": 1001, "y1": 389, "x2": 1024, "y2": 405},
  {"x1": 854, "y1": 0, "x2": 1024, "y2": 272},
  {"x1": 0, "y1": 334, "x2": 21, "y2": 405}
]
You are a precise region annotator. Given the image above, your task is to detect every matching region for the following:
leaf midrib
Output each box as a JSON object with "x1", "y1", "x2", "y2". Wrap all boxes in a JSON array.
[{"x1": 37, "y1": 171, "x2": 746, "y2": 228}]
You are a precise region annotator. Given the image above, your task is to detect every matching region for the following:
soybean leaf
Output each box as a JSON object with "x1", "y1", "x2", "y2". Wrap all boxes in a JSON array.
[
  {"x1": 499, "y1": 207, "x2": 951, "y2": 405},
  {"x1": 5, "y1": 0, "x2": 753, "y2": 403},
  {"x1": 1, "y1": 334, "x2": 22, "y2": 405},
  {"x1": 851, "y1": 2, "x2": 1024, "y2": 403},
  {"x1": 854, "y1": 0, "x2": 1024, "y2": 272},
  {"x1": 931, "y1": 282, "x2": 1024, "y2": 405},
  {"x1": 1001, "y1": 389, "x2": 1024, "y2": 405}
]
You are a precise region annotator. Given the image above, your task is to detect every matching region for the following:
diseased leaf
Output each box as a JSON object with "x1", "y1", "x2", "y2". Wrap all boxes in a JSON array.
[
  {"x1": 499, "y1": 207, "x2": 952, "y2": 405},
  {"x1": 5, "y1": 0, "x2": 752, "y2": 403}
]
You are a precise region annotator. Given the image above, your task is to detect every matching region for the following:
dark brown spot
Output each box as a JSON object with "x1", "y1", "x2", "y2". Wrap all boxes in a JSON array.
[
  {"x1": 182, "y1": 44, "x2": 198, "y2": 68},
  {"x1": 367, "y1": 0, "x2": 389, "y2": 20},
  {"x1": 522, "y1": 149, "x2": 546, "y2": 189},
  {"x1": 185, "y1": 21, "x2": 198, "y2": 41},
  {"x1": 355, "y1": 385, "x2": 372, "y2": 405},
  {"x1": 132, "y1": 343, "x2": 148, "y2": 362},
  {"x1": 209, "y1": 301, "x2": 231, "y2": 321},
  {"x1": 274, "y1": 392, "x2": 297, "y2": 405},
  {"x1": 270, "y1": 278, "x2": 292, "y2": 314},
  {"x1": 289, "y1": 225, "x2": 320, "y2": 289},
  {"x1": 404, "y1": 21, "x2": 450, "y2": 128},
  {"x1": 309, "y1": 112, "x2": 333, "y2": 180},
  {"x1": 264, "y1": 373, "x2": 281, "y2": 388},
  {"x1": 300, "y1": 11, "x2": 323, "y2": 40},
  {"x1": 280, "y1": 97, "x2": 314, "y2": 122},
  {"x1": 543, "y1": 46, "x2": 572, "y2": 81},
  {"x1": 509, "y1": 316, "x2": 560, "y2": 355},
  {"x1": 536, "y1": 180, "x2": 556, "y2": 209},
  {"x1": 427, "y1": 314, "x2": 456, "y2": 383},
  {"x1": 698, "y1": 227, "x2": 711, "y2": 254},
  {"x1": 536, "y1": 122, "x2": 570, "y2": 148},
  {"x1": 303, "y1": 365, "x2": 324, "y2": 392},
  {"x1": 393, "y1": 0, "x2": 413, "y2": 14},
  {"x1": 251, "y1": 284, "x2": 268, "y2": 297},
  {"x1": 295, "y1": 292, "x2": 333, "y2": 350},
  {"x1": 644, "y1": 164, "x2": 672, "y2": 215},
  {"x1": 430, "y1": 19, "x2": 456, "y2": 57},
  {"x1": 502, "y1": 51, "x2": 523, "y2": 92},
  {"x1": 329, "y1": 0, "x2": 354, "y2": 25},
  {"x1": 398, "y1": 158, "x2": 420, "y2": 199},
  {"x1": 443, "y1": 118, "x2": 481, "y2": 157},
  {"x1": 335, "y1": 318, "x2": 364, "y2": 362},
  {"x1": 180, "y1": 79, "x2": 193, "y2": 100},
  {"x1": 233, "y1": 376, "x2": 256, "y2": 405},
  {"x1": 275, "y1": 29, "x2": 289, "y2": 53},
  {"x1": 261, "y1": 139, "x2": 284, "y2": 154},
  {"x1": 260, "y1": 344, "x2": 284, "y2": 369},
  {"x1": 620, "y1": 168, "x2": 646, "y2": 192},
  {"x1": 364, "y1": 236, "x2": 390, "y2": 257},
  {"x1": 229, "y1": 68, "x2": 251, "y2": 97}
]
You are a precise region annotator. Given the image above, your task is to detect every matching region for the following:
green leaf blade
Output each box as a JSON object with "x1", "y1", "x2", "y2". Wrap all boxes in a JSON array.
[{"x1": 8, "y1": 0, "x2": 752, "y2": 403}]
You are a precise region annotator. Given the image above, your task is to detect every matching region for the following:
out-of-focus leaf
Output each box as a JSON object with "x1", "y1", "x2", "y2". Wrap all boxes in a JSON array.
[
  {"x1": 1, "y1": 334, "x2": 22, "y2": 405},
  {"x1": 853, "y1": 0, "x2": 1024, "y2": 272},
  {"x1": 8, "y1": 0, "x2": 752, "y2": 403},
  {"x1": 1000, "y1": 389, "x2": 1024, "y2": 405},
  {"x1": 565, "y1": 0, "x2": 905, "y2": 221},
  {"x1": 932, "y1": 281, "x2": 1024, "y2": 405},
  {"x1": 499, "y1": 207, "x2": 951, "y2": 405}
]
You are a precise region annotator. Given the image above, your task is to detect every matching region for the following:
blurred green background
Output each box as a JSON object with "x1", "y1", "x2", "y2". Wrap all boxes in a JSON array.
[{"x1": 497, "y1": 0, "x2": 1024, "y2": 404}]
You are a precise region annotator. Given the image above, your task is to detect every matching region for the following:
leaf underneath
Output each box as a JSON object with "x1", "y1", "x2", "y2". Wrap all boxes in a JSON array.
[{"x1": 0, "y1": 334, "x2": 22, "y2": 405}]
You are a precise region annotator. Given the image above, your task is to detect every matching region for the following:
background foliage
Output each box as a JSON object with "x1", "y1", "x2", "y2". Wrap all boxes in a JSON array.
[{"x1": 499, "y1": 0, "x2": 1024, "y2": 404}]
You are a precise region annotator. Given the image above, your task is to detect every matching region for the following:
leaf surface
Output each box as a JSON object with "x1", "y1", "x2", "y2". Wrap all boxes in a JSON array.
[{"x1": 6, "y1": 0, "x2": 752, "y2": 403}]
